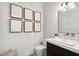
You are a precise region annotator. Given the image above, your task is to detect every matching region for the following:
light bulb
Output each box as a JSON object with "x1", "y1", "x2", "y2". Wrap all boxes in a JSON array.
[
  {"x1": 68, "y1": 2, "x2": 75, "y2": 9},
  {"x1": 70, "y1": 4, "x2": 75, "y2": 8},
  {"x1": 68, "y1": 2, "x2": 74, "y2": 7},
  {"x1": 62, "y1": 8, "x2": 66, "y2": 12},
  {"x1": 60, "y1": 7, "x2": 66, "y2": 12}
]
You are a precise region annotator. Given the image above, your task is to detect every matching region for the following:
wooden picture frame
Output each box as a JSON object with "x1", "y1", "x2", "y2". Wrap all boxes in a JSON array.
[
  {"x1": 24, "y1": 21, "x2": 33, "y2": 33},
  {"x1": 34, "y1": 22, "x2": 41, "y2": 32},
  {"x1": 9, "y1": 19, "x2": 22, "y2": 33},
  {"x1": 24, "y1": 8, "x2": 33, "y2": 20},
  {"x1": 35, "y1": 11, "x2": 41, "y2": 21},
  {"x1": 10, "y1": 3, "x2": 23, "y2": 19}
]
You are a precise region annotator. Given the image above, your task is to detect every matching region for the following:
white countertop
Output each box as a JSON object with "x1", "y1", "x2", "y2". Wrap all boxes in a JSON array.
[{"x1": 46, "y1": 38, "x2": 79, "y2": 54}]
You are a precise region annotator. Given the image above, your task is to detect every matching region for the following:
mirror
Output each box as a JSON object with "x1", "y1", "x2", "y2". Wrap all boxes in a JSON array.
[{"x1": 58, "y1": 2, "x2": 79, "y2": 33}]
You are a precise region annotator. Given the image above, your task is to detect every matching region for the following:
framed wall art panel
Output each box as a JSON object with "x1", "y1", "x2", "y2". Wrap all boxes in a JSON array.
[
  {"x1": 9, "y1": 19, "x2": 22, "y2": 33},
  {"x1": 24, "y1": 8, "x2": 33, "y2": 20},
  {"x1": 35, "y1": 11, "x2": 41, "y2": 21},
  {"x1": 24, "y1": 21, "x2": 33, "y2": 33},
  {"x1": 10, "y1": 3, "x2": 23, "y2": 19},
  {"x1": 34, "y1": 22, "x2": 41, "y2": 32}
]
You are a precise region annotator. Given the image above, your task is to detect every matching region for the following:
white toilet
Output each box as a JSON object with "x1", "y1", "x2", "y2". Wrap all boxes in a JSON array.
[{"x1": 34, "y1": 45, "x2": 46, "y2": 56}]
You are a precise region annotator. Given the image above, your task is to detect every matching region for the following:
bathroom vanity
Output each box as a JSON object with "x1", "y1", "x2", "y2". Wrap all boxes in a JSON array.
[{"x1": 47, "y1": 38, "x2": 79, "y2": 56}]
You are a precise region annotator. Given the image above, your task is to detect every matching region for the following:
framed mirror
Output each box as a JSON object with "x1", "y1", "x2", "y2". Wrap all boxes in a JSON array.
[{"x1": 58, "y1": 2, "x2": 79, "y2": 33}]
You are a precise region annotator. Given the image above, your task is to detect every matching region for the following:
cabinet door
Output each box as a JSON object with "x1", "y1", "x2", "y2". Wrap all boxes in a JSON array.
[
  {"x1": 47, "y1": 42, "x2": 79, "y2": 56},
  {"x1": 61, "y1": 48, "x2": 79, "y2": 56},
  {"x1": 47, "y1": 42, "x2": 65, "y2": 56},
  {"x1": 47, "y1": 42, "x2": 58, "y2": 56}
]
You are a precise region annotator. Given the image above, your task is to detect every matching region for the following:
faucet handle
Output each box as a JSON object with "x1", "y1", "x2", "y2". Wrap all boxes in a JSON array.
[
  {"x1": 63, "y1": 33, "x2": 69, "y2": 36},
  {"x1": 71, "y1": 33, "x2": 75, "y2": 37}
]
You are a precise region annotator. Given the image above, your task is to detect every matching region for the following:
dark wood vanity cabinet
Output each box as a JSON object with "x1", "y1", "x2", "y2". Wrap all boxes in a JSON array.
[{"x1": 47, "y1": 42, "x2": 79, "y2": 56}]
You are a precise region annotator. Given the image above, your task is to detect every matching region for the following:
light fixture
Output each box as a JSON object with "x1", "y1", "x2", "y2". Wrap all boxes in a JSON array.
[{"x1": 60, "y1": 2, "x2": 76, "y2": 12}]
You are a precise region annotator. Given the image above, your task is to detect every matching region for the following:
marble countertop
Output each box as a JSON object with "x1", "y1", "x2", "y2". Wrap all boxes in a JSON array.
[{"x1": 46, "y1": 38, "x2": 79, "y2": 54}]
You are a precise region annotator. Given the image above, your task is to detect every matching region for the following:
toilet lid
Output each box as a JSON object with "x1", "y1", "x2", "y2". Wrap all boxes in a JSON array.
[{"x1": 35, "y1": 45, "x2": 46, "y2": 50}]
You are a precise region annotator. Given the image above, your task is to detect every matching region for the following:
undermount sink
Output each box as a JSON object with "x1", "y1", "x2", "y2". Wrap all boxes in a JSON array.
[{"x1": 52, "y1": 38, "x2": 78, "y2": 46}]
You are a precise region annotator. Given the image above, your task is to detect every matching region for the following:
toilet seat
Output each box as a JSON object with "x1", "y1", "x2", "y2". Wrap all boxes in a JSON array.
[{"x1": 34, "y1": 45, "x2": 46, "y2": 56}]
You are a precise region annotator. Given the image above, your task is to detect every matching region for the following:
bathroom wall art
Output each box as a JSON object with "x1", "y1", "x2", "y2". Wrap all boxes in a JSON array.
[
  {"x1": 34, "y1": 22, "x2": 41, "y2": 32},
  {"x1": 10, "y1": 3, "x2": 41, "y2": 33},
  {"x1": 9, "y1": 19, "x2": 22, "y2": 33},
  {"x1": 10, "y1": 3, "x2": 23, "y2": 19},
  {"x1": 24, "y1": 21, "x2": 33, "y2": 33},
  {"x1": 34, "y1": 11, "x2": 41, "y2": 21},
  {"x1": 24, "y1": 8, "x2": 33, "y2": 20}
]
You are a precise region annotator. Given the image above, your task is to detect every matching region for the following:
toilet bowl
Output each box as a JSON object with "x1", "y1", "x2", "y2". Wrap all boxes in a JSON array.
[{"x1": 34, "y1": 45, "x2": 46, "y2": 56}]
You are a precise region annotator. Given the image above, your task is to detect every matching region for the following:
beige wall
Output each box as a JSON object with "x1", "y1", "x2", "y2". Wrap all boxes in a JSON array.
[
  {"x1": 43, "y1": 2, "x2": 60, "y2": 39},
  {"x1": 0, "y1": 3, "x2": 4, "y2": 52},
  {"x1": 1, "y1": 2, "x2": 43, "y2": 56}
]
